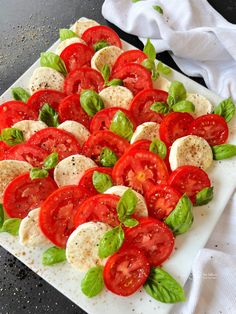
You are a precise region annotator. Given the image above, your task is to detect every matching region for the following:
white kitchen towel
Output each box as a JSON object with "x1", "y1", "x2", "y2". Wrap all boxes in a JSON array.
[{"x1": 102, "y1": 0, "x2": 236, "y2": 101}]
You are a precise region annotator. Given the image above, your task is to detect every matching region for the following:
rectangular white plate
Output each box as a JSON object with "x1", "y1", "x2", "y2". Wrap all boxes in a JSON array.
[{"x1": 1, "y1": 17, "x2": 236, "y2": 314}]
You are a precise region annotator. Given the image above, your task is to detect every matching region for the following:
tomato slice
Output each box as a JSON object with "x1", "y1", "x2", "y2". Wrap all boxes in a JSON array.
[
  {"x1": 129, "y1": 88, "x2": 168, "y2": 124},
  {"x1": 39, "y1": 185, "x2": 91, "y2": 247},
  {"x1": 159, "y1": 112, "x2": 194, "y2": 146},
  {"x1": 81, "y1": 25, "x2": 122, "y2": 49},
  {"x1": 112, "y1": 50, "x2": 147, "y2": 75},
  {"x1": 64, "y1": 67, "x2": 104, "y2": 95},
  {"x1": 168, "y1": 165, "x2": 211, "y2": 203},
  {"x1": 112, "y1": 149, "x2": 169, "y2": 194},
  {"x1": 124, "y1": 218, "x2": 174, "y2": 266},
  {"x1": 0, "y1": 142, "x2": 9, "y2": 160},
  {"x1": 3, "y1": 173, "x2": 57, "y2": 219},
  {"x1": 60, "y1": 43, "x2": 94, "y2": 72},
  {"x1": 0, "y1": 101, "x2": 37, "y2": 130},
  {"x1": 103, "y1": 247, "x2": 150, "y2": 296},
  {"x1": 189, "y1": 114, "x2": 228, "y2": 146},
  {"x1": 27, "y1": 89, "x2": 66, "y2": 112},
  {"x1": 28, "y1": 127, "x2": 81, "y2": 160},
  {"x1": 78, "y1": 166, "x2": 112, "y2": 195},
  {"x1": 110, "y1": 63, "x2": 152, "y2": 96},
  {"x1": 4, "y1": 143, "x2": 48, "y2": 168}
]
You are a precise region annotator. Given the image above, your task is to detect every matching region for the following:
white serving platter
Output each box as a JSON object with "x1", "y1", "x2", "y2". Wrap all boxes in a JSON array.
[{"x1": 1, "y1": 17, "x2": 236, "y2": 314}]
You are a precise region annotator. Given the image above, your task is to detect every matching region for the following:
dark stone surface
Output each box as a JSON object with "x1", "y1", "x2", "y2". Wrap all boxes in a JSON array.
[{"x1": 0, "y1": 1, "x2": 235, "y2": 313}]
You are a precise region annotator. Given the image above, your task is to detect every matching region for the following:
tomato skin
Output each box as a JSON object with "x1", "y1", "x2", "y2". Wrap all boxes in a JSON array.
[
  {"x1": 103, "y1": 247, "x2": 150, "y2": 296},
  {"x1": 27, "y1": 89, "x2": 66, "y2": 112},
  {"x1": 3, "y1": 173, "x2": 57, "y2": 219},
  {"x1": 189, "y1": 114, "x2": 229, "y2": 146},
  {"x1": 0, "y1": 142, "x2": 9, "y2": 160},
  {"x1": 111, "y1": 50, "x2": 147, "y2": 74},
  {"x1": 127, "y1": 140, "x2": 151, "y2": 153}
]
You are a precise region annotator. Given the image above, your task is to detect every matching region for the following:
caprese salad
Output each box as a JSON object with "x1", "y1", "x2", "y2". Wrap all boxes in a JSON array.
[{"x1": 0, "y1": 17, "x2": 236, "y2": 304}]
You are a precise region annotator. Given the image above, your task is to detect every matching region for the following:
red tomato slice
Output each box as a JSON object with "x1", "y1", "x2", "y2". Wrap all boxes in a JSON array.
[
  {"x1": 189, "y1": 114, "x2": 228, "y2": 146},
  {"x1": 0, "y1": 142, "x2": 9, "y2": 160},
  {"x1": 28, "y1": 127, "x2": 81, "y2": 160},
  {"x1": 168, "y1": 165, "x2": 211, "y2": 203},
  {"x1": 64, "y1": 67, "x2": 104, "y2": 95},
  {"x1": 159, "y1": 112, "x2": 194, "y2": 146},
  {"x1": 4, "y1": 143, "x2": 48, "y2": 168},
  {"x1": 110, "y1": 63, "x2": 152, "y2": 96},
  {"x1": 129, "y1": 88, "x2": 168, "y2": 124},
  {"x1": 78, "y1": 167, "x2": 112, "y2": 195},
  {"x1": 112, "y1": 149, "x2": 169, "y2": 194},
  {"x1": 58, "y1": 94, "x2": 91, "y2": 129},
  {"x1": 112, "y1": 50, "x2": 147, "y2": 74},
  {"x1": 60, "y1": 43, "x2": 94, "y2": 72},
  {"x1": 0, "y1": 101, "x2": 37, "y2": 130},
  {"x1": 124, "y1": 218, "x2": 174, "y2": 266},
  {"x1": 103, "y1": 247, "x2": 150, "y2": 296},
  {"x1": 145, "y1": 185, "x2": 181, "y2": 220},
  {"x1": 39, "y1": 185, "x2": 91, "y2": 247},
  {"x1": 3, "y1": 173, "x2": 57, "y2": 219},
  {"x1": 81, "y1": 25, "x2": 122, "y2": 49},
  {"x1": 27, "y1": 89, "x2": 66, "y2": 112}
]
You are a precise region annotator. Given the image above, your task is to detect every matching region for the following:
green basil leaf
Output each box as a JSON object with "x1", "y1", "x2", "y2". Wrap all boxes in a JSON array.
[
  {"x1": 39, "y1": 103, "x2": 59, "y2": 127},
  {"x1": 117, "y1": 189, "x2": 138, "y2": 222},
  {"x1": 123, "y1": 218, "x2": 139, "y2": 228},
  {"x1": 100, "y1": 147, "x2": 118, "y2": 167},
  {"x1": 59, "y1": 28, "x2": 78, "y2": 41},
  {"x1": 1, "y1": 218, "x2": 21, "y2": 236},
  {"x1": 153, "y1": 5, "x2": 164, "y2": 15},
  {"x1": 150, "y1": 101, "x2": 169, "y2": 114},
  {"x1": 167, "y1": 81, "x2": 187, "y2": 107},
  {"x1": 157, "y1": 61, "x2": 172, "y2": 75},
  {"x1": 214, "y1": 97, "x2": 235, "y2": 122},
  {"x1": 98, "y1": 225, "x2": 124, "y2": 258},
  {"x1": 80, "y1": 90, "x2": 104, "y2": 117},
  {"x1": 0, "y1": 128, "x2": 24, "y2": 146},
  {"x1": 110, "y1": 110, "x2": 134, "y2": 141},
  {"x1": 11, "y1": 87, "x2": 30, "y2": 103},
  {"x1": 212, "y1": 144, "x2": 236, "y2": 160},
  {"x1": 0, "y1": 204, "x2": 4, "y2": 229},
  {"x1": 106, "y1": 79, "x2": 123, "y2": 87},
  {"x1": 101, "y1": 64, "x2": 110, "y2": 83},
  {"x1": 43, "y1": 152, "x2": 59, "y2": 170},
  {"x1": 42, "y1": 246, "x2": 66, "y2": 266},
  {"x1": 81, "y1": 266, "x2": 104, "y2": 298},
  {"x1": 92, "y1": 171, "x2": 113, "y2": 193},
  {"x1": 142, "y1": 58, "x2": 154, "y2": 71},
  {"x1": 165, "y1": 194, "x2": 193, "y2": 236},
  {"x1": 30, "y1": 168, "x2": 48, "y2": 180},
  {"x1": 172, "y1": 100, "x2": 195, "y2": 113},
  {"x1": 40, "y1": 52, "x2": 68, "y2": 76},
  {"x1": 144, "y1": 267, "x2": 186, "y2": 303},
  {"x1": 143, "y1": 38, "x2": 156, "y2": 61},
  {"x1": 132, "y1": 0, "x2": 143, "y2": 2},
  {"x1": 149, "y1": 139, "x2": 167, "y2": 159},
  {"x1": 93, "y1": 40, "x2": 110, "y2": 52},
  {"x1": 195, "y1": 187, "x2": 214, "y2": 206}
]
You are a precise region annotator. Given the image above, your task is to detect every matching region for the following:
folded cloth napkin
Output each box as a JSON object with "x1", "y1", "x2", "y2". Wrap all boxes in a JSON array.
[{"x1": 102, "y1": 0, "x2": 236, "y2": 101}]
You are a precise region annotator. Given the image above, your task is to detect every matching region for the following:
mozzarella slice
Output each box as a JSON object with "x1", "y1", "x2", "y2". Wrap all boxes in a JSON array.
[
  {"x1": 58, "y1": 121, "x2": 90, "y2": 147},
  {"x1": 54, "y1": 154, "x2": 96, "y2": 187},
  {"x1": 71, "y1": 18, "x2": 100, "y2": 38},
  {"x1": 29, "y1": 67, "x2": 64, "y2": 94},
  {"x1": 12, "y1": 120, "x2": 47, "y2": 141},
  {"x1": 0, "y1": 160, "x2": 32, "y2": 203},
  {"x1": 169, "y1": 135, "x2": 213, "y2": 171},
  {"x1": 19, "y1": 208, "x2": 50, "y2": 247},
  {"x1": 66, "y1": 221, "x2": 111, "y2": 272},
  {"x1": 153, "y1": 75, "x2": 171, "y2": 92},
  {"x1": 186, "y1": 93, "x2": 213, "y2": 117},
  {"x1": 130, "y1": 122, "x2": 160, "y2": 144},
  {"x1": 104, "y1": 186, "x2": 148, "y2": 217},
  {"x1": 99, "y1": 86, "x2": 133, "y2": 109},
  {"x1": 91, "y1": 46, "x2": 123, "y2": 72},
  {"x1": 56, "y1": 37, "x2": 86, "y2": 55}
]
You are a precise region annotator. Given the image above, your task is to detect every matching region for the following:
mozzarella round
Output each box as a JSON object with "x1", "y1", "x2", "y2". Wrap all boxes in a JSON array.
[
  {"x1": 130, "y1": 122, "x2": 160, "y2": 144},
  {"x1": 91, "y1": 46, "x2": 123, "y2": 72},
  {"x1": 29, "y1": 67, "x2": 64, "y2": 94},
  {"x1": 54, "y1": 154, "x2": 96, "y2": 187},
  {"x1": 169, "y1": 135, "x2": 213, "y2": 171},
  {"x1": 104, "y1": 186, "x2": 148, "y2": 217},
  {"x1": 66, "y1": 221, "x2": 111, "y2": 272},
  {"x1": 58, "y1": 121, "x2": 90, "y2": 146},
  {"x1": 153, "y1": 75, "x2": 171, "y2": 92},
  {"x1": 71, "y1": 18, "x2": 100, "y2": 38},
  {"x1": 56, "y1": 37, "x2": 86, "y2": 55},
  {"x1": 99, "y1": 86, "x2": 133, "y2": 109},
  {"x1": 186, "y1": 93, "x2": 213, "y2": 117},
  {"x1": 12, "y1": 120, "x2": 47, "y2": 141}
]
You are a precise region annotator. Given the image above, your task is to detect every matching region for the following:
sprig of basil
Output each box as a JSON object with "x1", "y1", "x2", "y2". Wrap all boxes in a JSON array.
[
  {"x1": 40, "y1": 52, "x2": 68, "y2": 76},
  {"x1": 0, "y1": 128, "x2": 24, "y2": 146},
  {"x1": 150, "y1": 102, "x2": 169, "y2": 114},
  {"x1": 1, "y1": 218, "x2": 21, "y2": 236},
  {"x1": 98, "y1": 225, "x2": 124, "y2": 258},
  {"x1": 142, "y1": 38, "x2": 159, "y2": 80},
  {"x1": 106, "y1": 79, "x2": 123, "y2": 87},
  {"x1": 149, "y1": 138, "x2": 167, "y2": 159},
  {"x1": 116, "y1": 189, "x2": 138, "y2": 223},
  {"x1": 0, "y1": 204, "x2": 4, "y2": 229},
  {"x1": 110, "y1": 110, "x2": 134, "y2": 141},
  {"x1": 42, "y1": 246, "x2": 66, "y2": 266},
  {"x1": 11, "y1": 87, "x2": 30, "y2": 103},
  {"x1": 81, "y1": 266, "x2": 104, "y2": 297},
  {"x1": 167, "y1": 81, "x2": 187, "y2": 107},
  {"x1": 172, "y1": 100, "x2": 195, "y2": 113},
  {"x1": 212, "y1": 144, "x2": 236, "y2": 160},
  {"x1": 195, "y1": 187, "x2": 214, "y2": 206},
  {"x1": 30, "y1": 168, "x2": 49, "y2": 180},
  {"x1": 93, "y1": 40, "x2": 110, "y2": 52},
  {"x1": 157, "y1": 61, "x2": 171, "y2": 75},
  {"x1": 80, "y1": 90, "x2": 104, "y2": 117},
  {"x1": 214, "y1": 97, "x2": 235, "y2": 123},
  {"x1": 39, "y1": 103, "x2": 59, "y2": 127},
  {"x1": 143, "y1": 38, "x2": 156, "y2": 61},
  {"x1": 59, "y1": 28, "x2": 78, "y2": 41},
  {"x1": 92, "y1": 171, "x2": 113, "y2": 193},
  {"x1": 43, "y1": 152, "x2": 59, "y2": 170},
  {"x1": 100, "y1": 147, "x2": 118, "y2": 167}
]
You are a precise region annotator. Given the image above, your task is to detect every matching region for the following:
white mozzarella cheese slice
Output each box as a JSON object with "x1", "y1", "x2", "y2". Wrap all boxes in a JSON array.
[
  {"x1": 58, "y1": 121, "x2": 90, "y2": 146},
  {"x1": 130, "y1": 122, "x2": 160, "y2": 144},
  {"x1": 91, "y1": 46, "x2": 123, "y2": 72},
  {"x1": 186, "y1": 93, "x2": 213, "y2": 117},
  {"x1": 153, "y1": 75, "x2": 171, "y2": 92},
  {"x1": 56, "y1": 37, "x2": 86, "y2": 55},
  {"x1": 71, "y1": 19, "x2": 100, "y2": 38},
  {"x1": 12, "y1": 120, "x2": 47, "y2": 141},
  {"x1": 99, "y1": 86, "x2": 133, "y2": 109}
]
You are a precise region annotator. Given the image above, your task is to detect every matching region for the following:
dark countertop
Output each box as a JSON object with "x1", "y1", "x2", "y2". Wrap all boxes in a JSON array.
[{"x1": 0, "y1": 1, "x2": 235, "y2": 313}]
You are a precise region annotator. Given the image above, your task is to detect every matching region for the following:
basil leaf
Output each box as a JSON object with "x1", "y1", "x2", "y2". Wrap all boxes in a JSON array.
[
  {"x1": 106, "y1": 79, "x2": 123, "y2": 87},
  {"x1": 39, "y1": 103, "x2": 59, "y2": 127},
  {"x1": 157, "y1": 61, "x2": 172, "y2": 75},
  {"x1": 212, "y1": 144, "x2": 236, "y2": 160},
  {"x1": 142, "y1": 58, "x2": 154, "y2": 71},
  {"x1": 42, "y1": 246, "x2": 66, "y2": 266},
  {"x1": 110, "y1": 110, "x2": 134, "y2": 141},
  {"x1": 40, "y1": 52, "x2": 67, "y2": 76},
  {"x1": 117, "y1": 189, "x2": 138, "y2": 222},
  {"x1": 167, "y1": 81, "x2": 187, "y2": 107},
  {"x1": 59, "y1": 28, "x2": 78, "y2": 41},
  {"x1": 150, "y1": 102, "x2": 169, "y2": 114},
  {"x1": 92, "y1": 171, "x2": 113, "y2": 193},
  {"x1": 165, "y1": 194, "x2": 193, "y2": 236},
  {"x1": 143, "y1": 38, "x2": 156, "y2": 61},
  {"x1": 30, "y1": 168, "x2": 48, "y2": 180},
  {"x1": 43, "y1": 152, "x2": 59, "y2": 170},
  {"x1": 0, "y1": 204, "x2": 4, "y2": 229},
  {"x1": 123, "y1": 218, "x2": 139, "y2": 228},
  {"x1": 214, "y1": 97, "x2": 235, "y2": 122},
  {"x1": 172, "y1": 100, "x2": 195, "y2": 113},
  {"x1": 98, "y1": 225, "x2": 124, "y2": 258},
  {"x1": 132, "y1": 0, "x2": 142, "y2": 2},
  {"x1": 100, "y1": 147, "x2": 118, "y2": 167},
  {"x1": 149, "y1": 139, "x2": 167, "y2": 159},
  {"x1": 81, "y1": 266, "x2": 104, "y2": 298},
  {"x1": 80, "y1": 90, "x2": 104, "y2": 117},
  {"x1": 101, "y1": 64, "x2": 110, "y2": 83},
  {"x1": 1, "y1": 218, "x2": 21, "y2": 236},
  {"x1": 144, "y1": 267, "x2": 186, "y2": 303},
  {"x1": 11, "y1": 87, "x2": 30, "y2": 103},
  {"x1": 195, "y1": 187, "x2": 214, "y2": 206},
  {"x1": 153, "y1": 5, "x2": 164, "y2": 15},
  {"x1": 93, "y1": 40, "x2": 109, "y2": 52},
  {"x1": 0, "y1": 128, "x2": 24, "y2": 146}
]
